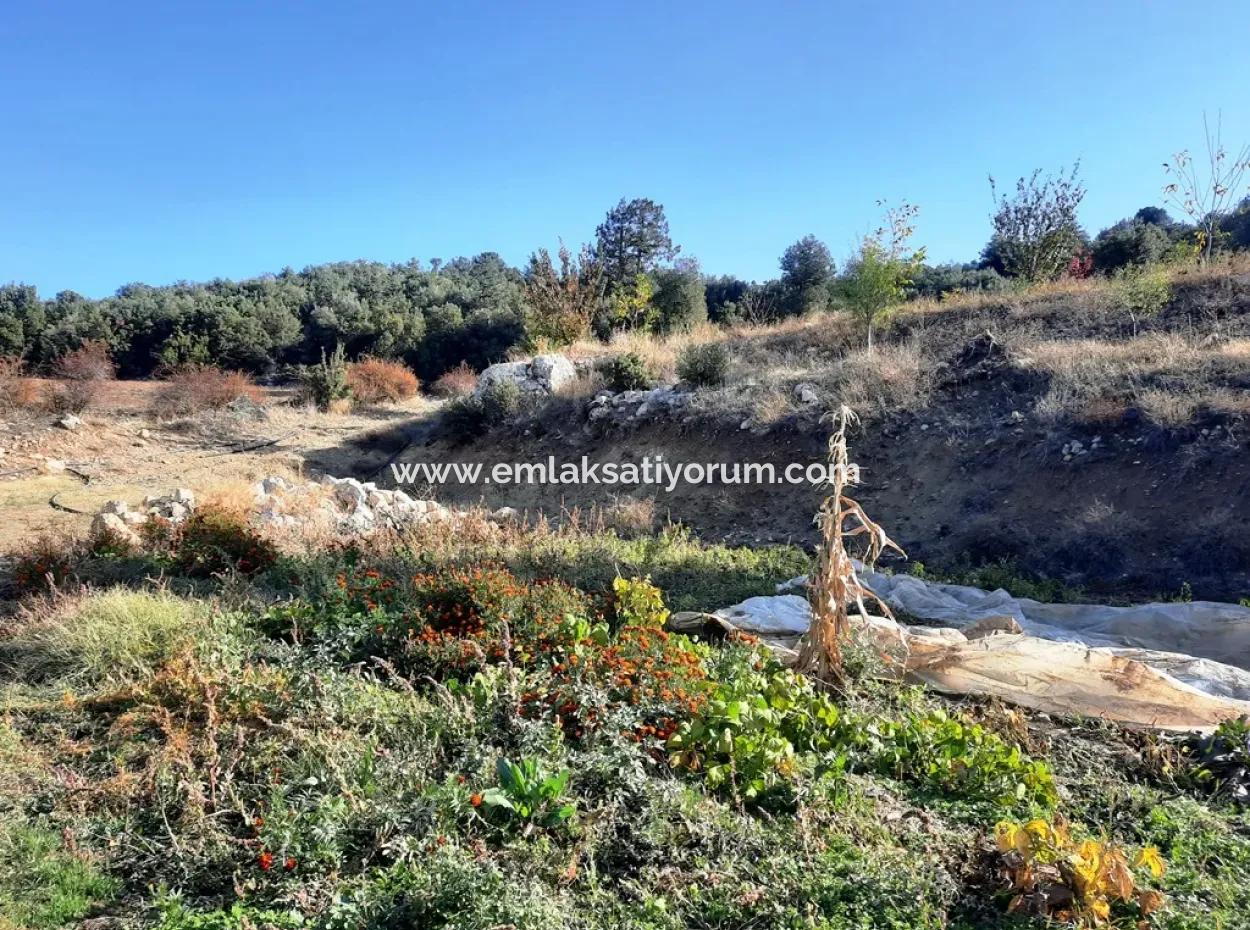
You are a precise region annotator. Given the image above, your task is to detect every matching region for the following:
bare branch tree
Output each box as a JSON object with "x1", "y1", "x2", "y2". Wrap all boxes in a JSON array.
[{"x1": 1163, "y1": 113, "x2": 1250, "y2": 266}]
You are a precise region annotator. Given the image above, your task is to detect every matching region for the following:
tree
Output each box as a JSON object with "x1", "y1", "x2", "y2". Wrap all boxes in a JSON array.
[
  {"x1": 779, "y1": 235, "x2": 835, "y2": 315},
  {"x1": 1163, "y1": 113, "x2": 1250, "y2": 265},
  {"x1": 838, "y1": 202, "x2": 925, "y2": 349},
  {"x1": 651, "y1": 258, "x2": 707, "y2": 333},
  {"x1": 0, "y1": 284, "x2": 45, "y2": 359},
  {"x1": 1090, "y1": 219, "x2": 1172, "y2": 274},
  {"x1": 523, "y1": 242, "x2": 603, "y2": 347},
  {"x1": 594, "y1": 198, "x2": 679, "y2": 289},
  {"x1": 987, "y1": 164, "x2": 1086, "y2": 281}
]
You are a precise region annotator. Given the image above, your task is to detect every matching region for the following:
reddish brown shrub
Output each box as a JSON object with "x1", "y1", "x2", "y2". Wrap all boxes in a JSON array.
[
  {"x1": 55, "y1": 341, "x2": 115, "y2": 381},
  {"x1": 11, "y1": 534, "x2": 83, "y2": 596},
  {"x1": 152, "y1": 366, "x2": 265, "y2": 418},
  {"x1": 346, "y1": 357, "x2": 420, "y2": 404},
  {"x1": 430, "y1": 362, "x2": 478, "y2": 398},
  {"x1": 0, "y1": 359, "x2": 50, "y2": 413},
  {"x1": 46, "y1": 380, "x2": 99, "y2": 414}
]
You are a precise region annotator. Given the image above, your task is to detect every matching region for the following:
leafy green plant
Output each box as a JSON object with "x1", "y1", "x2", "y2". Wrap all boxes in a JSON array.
[
  {"x1": 611, "y1": 575, "x2": 670, "y2": 629},
  {"x1": 668, "y1": 652, "x2": 842, "y2": 803},
  {"x1": 676, "y1": 342, "x2": 729, "y2": 387},
  {"x1": 479, "y1": 757, "x2": 576, "y2": 831},
  {"x1": 604, "y1": 352, "x2": 652, "y2": 392}
]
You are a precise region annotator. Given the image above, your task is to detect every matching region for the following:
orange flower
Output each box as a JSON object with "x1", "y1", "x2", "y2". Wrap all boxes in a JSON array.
[
  {"x1": 470, "y1": 793, "x2": 483, "y2": 807},
  {"x1": 258, "y1": 850, "x2": 275, "y2": 871}
]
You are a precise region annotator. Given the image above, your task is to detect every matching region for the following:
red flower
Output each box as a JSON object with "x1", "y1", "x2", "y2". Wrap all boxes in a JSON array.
[
  {"x1": 258, "y1": 850, "x2": 275, "y2": 871},
  {"x1": 284, "y1": 857, "x2": 297, "y2": 871}
]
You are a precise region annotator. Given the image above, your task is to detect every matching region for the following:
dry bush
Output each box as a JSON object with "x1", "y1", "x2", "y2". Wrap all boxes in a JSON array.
[
  {"x1": 346, "y1": 357, "x2": 420, "y2": 404},
  {"x1": 602, "y1": 496, "x2": 658, "y2": 536},
  {"x1": 152, "y1": 366, "x2": 264, "y2": 418},
  {"x1": 55, "y1": 340, "x2": 115, "y2": 381},
  {"x1": 430, "y1": 362, "x2": 478, "y2": 397},
  {"x1": 46, "y1": 379, "x2": 99, "y2": 414},
  {"x1": 0, "y1": 359, "x2": 43, "y2": 413}
]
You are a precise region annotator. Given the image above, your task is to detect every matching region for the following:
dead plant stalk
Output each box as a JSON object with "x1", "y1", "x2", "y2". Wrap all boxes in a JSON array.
[{"x1": 798, "y1": 406, "x2": 904, "y2": 686}]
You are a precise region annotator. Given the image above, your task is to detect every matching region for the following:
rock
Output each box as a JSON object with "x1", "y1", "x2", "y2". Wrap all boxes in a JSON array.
[
  {"x1": 491, "y1": 506, "x2": 519, "y2": 522},
  {"x1": 100, "y1": 499, "x2": 131, "y2": 515},
  {"x1": 530, "y1": 354, "x2": 576, "y2": 392},
  {"x1": 476, "y1": 354, "x2": 575, "y2": 398},
  {"x1": 793, "y1": 382, "x2": 820, "y2": 405},
  {"x1": 90, "y1": 512, "x2": 141, "y2": 547},
  {"x1": 171, "y1": 488, "x2": 195, "y2": 506},
  {"x1": 333, "y1": 480, "x2": 368, "y2": 509},
  {"x1": 56, "y1": 415, "x2": 84, "y2": 431},
  {"x1": 138, "y1": 428, "x2": 153, "y2": 440},
  {"x1": 43, "y1": 458, "x2": 67, "y2": 473}
]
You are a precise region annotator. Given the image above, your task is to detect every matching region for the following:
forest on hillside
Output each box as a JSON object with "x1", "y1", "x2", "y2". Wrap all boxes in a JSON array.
[{"x1": 3, "y1": 174, "x2": 1250, "y2": 382}]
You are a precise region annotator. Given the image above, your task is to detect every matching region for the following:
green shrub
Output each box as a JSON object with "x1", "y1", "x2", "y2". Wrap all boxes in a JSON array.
[
  {"x1": 1114, "y1": 264, "x2": 1172, "y2": 331},
  {"x1": 478, "y1": 757, "x2": 576, "y2": 831},
  {"x1": 441, "y1": 379, "x2": 521, "y2": 440},
  {"x1": 676, "y1": 342, "x2": 729, "y2": 387},
  {"x1": 169, "y1": 507, "x2": 279, "y2": 578},
  {"x1": 301, "y1": 344, "x2": 351, "y2": 411},
  {"x1": 604, "y1": 352, "x2": 652, "y2": 392}
]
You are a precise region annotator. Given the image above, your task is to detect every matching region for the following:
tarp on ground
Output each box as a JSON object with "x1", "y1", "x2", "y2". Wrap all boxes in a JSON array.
[{"x1": 698, "y1": 589, "x2": 1250, "y2": 732}]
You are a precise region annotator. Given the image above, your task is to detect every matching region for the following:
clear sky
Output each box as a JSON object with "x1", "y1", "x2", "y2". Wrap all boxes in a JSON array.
[{"x1": 4, "y1": 0, "x2": 1249, "y2": 298}]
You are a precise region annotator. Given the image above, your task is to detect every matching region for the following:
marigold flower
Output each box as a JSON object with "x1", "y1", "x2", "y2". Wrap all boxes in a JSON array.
[
  {"x1": 258, "y1": 850, "x2": 275, "y2": 871},
  {"x1": 470, "y1": 793, "x2": 483, "y2": 807}
]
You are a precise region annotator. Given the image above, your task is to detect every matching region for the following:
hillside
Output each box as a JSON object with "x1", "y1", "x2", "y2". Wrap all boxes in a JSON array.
[{"x1": 369, "y1": 266, "x2": 1250, "y2": 602}]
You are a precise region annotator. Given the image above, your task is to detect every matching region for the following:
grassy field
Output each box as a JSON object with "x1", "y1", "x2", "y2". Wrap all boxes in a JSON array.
[{"x1": 2, "y1": 512, "x2": 1248, "y2": 930}]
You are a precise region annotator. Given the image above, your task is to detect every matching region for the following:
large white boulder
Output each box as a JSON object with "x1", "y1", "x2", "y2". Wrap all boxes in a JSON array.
[{"x1": 475, "y1": 354, "x2": 576, "y2": 397}]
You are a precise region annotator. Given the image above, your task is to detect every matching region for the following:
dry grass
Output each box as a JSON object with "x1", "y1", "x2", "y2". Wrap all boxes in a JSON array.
[{"x1": 1024, "y1": 333, "x2": 1247, "y2": 426}]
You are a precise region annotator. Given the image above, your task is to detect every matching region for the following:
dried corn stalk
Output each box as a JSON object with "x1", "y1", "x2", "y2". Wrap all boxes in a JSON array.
[{"x1": 798, "y1": 406, "x2": 904, "y2": 686}]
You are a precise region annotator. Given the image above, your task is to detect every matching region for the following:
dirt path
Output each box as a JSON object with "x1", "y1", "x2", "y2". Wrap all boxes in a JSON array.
[{"x1": 0, "y1": 384, "x2": 435, "y2": 548}]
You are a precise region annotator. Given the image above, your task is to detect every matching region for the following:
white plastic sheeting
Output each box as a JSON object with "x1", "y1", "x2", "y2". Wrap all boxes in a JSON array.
[{"x1": 709, "y1": 586, "x2": 1250, "y2": 731}]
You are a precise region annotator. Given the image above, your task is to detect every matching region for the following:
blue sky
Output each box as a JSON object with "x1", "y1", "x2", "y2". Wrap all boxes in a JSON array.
[{"x1": 4, "y1": 0, "x2": 1249, "y2": 297}]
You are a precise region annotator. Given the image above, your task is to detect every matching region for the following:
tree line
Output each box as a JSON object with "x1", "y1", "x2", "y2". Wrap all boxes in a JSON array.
[{"x1": 3, "y1": 171, "x2": 1249, "y2": 380}]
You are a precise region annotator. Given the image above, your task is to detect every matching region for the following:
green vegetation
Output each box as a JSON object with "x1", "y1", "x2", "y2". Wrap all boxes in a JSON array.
[
  {"x1": 675, "y1": 341, "x2": 728, "y2": 387},
  {"x1": 1, "y1": 517, "x2": 1246, "y2": 929},
  {"x1": 603, "y1": 351, "x2": 653, "y2": 391}
]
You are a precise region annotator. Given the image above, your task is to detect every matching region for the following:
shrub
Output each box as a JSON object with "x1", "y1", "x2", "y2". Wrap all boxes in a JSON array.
[
  {"x1": 346, "y1": 356, "x2": 420, "y2": 404},
  {"x1": 54, "y1": 340, "x2": 115, "y2": 381},
  {"x1": 478, "y1": 378, "x2": 520, "y2": 422},
  {"x1": 992, "y1": 815, "x2": 1165, "y2": 926},
  {"x1": 604, "y1": 352, "x2": 652, "y2": 392},
  {"x1": 10, "y1": 534, "x2": 82, "y2": 596},
  {"x1": 167, "y1": 507, "x2": 278, "y2": 578},
  {"x1": 676, "y1": 342, "x2": 729, "y2": 387},
  {"x1": 1113, "y1": 264, "x2": 1172, "y2": 332},
  {"x1": 301, "y1": 344, "x2": 351, "y2": 411},
  {"x1": 430, "y1": 361, "x2": 478, "y2": 398},
  {"x1": 45, "y1": 379, "x2": 98, "y2": 414},
  {"x1": 152, "y1": 366, "x2": 264, "y2": 417},
  {"x1": 0, "y1": 358, "x2": 43, "y2": 413},
  {"x1": 478, "y1": 757, "x2": 576, "y2": 831},
  {"x1": 442, "y1": 380, "x2": 520, "y2": 441}
]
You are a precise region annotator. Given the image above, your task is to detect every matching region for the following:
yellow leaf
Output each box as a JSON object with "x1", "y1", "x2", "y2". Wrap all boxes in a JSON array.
[{"x1": 1134, "y1": 845, "x2": 1166, "y2": 879}]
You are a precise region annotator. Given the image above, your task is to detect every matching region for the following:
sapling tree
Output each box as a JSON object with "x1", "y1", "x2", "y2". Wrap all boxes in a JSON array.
[
  {"x1": 1163, "y1": 113, "x2": 1250, "y2": 266},
  {"x1": 839, "y1": 201, "x2": 925, "y2": 349}
]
